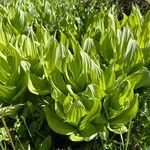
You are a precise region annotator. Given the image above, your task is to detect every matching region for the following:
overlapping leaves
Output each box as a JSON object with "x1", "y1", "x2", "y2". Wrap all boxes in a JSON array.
[{"x1": 0, "y1": 1, "x2": 150, "y2": 143}]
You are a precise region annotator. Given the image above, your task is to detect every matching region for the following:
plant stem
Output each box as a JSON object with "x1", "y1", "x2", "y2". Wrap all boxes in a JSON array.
[
  {"x1": 125, "y1": 121, "x2": 133, "y2": 150},
  {"x1": 2, "y1": 117, "x2": 16, "y2": 150},
  {"x1": 16, "y1": 136, "x2": 25, "y2": 150},
  {"x1": 120, "y1": 133, "x2": 124, "y2": 150},
  {"x1": 21, "y1": 116, "x2": 35, "y2": 147}
]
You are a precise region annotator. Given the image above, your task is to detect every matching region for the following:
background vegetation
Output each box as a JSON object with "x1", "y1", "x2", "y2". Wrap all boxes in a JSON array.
[{"x1": 0, "y1": 0, "x2": 150, "y2": 150}]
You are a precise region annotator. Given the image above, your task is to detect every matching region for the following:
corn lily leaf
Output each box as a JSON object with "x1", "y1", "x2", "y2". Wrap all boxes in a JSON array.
[
  {"x1": 0, "y1": 4, "x2": 7, "y2": 16},
  {"x1": 138, "y1": 11, "x2": 150, "y2": 48},
  {"x1": 42, "y1": 38, "x2": 69, "y2": 78},
  {"x1": 79, "y1": 98, "x2": 101, "y2": 130},
  {"x1": 104, "y1": 80, "x2": 134, "y2": 120},
  {"x1": 28, "y1": 74, "x2": 51, "y2": 95},
  {"x1": 127, "y1": 67, "x2": 150, "y2": 89},
  {"x1": 103, "y1": 64, "x2": 116, "y2": 92},
  {"x1": 66, "y1": 100, "x2": 87, "y2": 126},
  {"x1": 44, "y1": 105, "x2": 77, "y2": 135},
  {"x1": 70, "y1": 123, "x2": 98, "y2": 142},
  {"x1": 0, "y1": 43, "x2": 27, "y2": 103},
  {"x1": 108, "y1": 124, "x2": 128, "y2": 134},
  {"x1": 0, "y1": 22, "x2": 7, "y2": 46},
  {"x1": 110, "y1": 94, "x2": 138, "y2": 124},
  {"x1": 11, "y1": 9, "x2": 26, "y2": 32},
  {"x1": 141, "y1": 47, "x2": 150, "y2": 66},
  {"x1": 62, "y1": 50, "x2": 101, "y2": 92}
]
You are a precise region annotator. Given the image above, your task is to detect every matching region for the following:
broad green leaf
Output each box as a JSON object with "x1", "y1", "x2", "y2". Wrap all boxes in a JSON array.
[
  {"x1": 70, "y1": 124, "x2": 98, "y2": 142},
  {"x1": 51, "y1": 82, "x2": 66, "y2": 104},
  {"x1": 104, "y1": 64, "x2": 116, "y2": 91},
  {"x1": 63, "y1": 94, "x2": 73, "y2": 114},
  {"x1": 22, "y1": 36, "x2": 35, "y2": 58},
  {"x1": 0, "y1": 43, "x2": 27, "y2": 103},
  {"x1": 108, "y1": 124, "x2": 128, "y2": 134},
  {"x1": 138, "y1": 11, "x2": 150, "y2": 48},
  {"x1": 11, "y1": 71, "x2": 28, "y2": 102},
  {"x1": 51, "y1": 70, "x2": 68, "y2": 94},
  {"x1": 0, "y1": 22, "x2": 7, "y2": 45},
  {"x1": 81, "y1": 84, "x2": 105, "y2": 99},
  {"x1": 70, "y1": 34, "x2": 82, "y2": 56},
  {"x1": 55, "y1": 101, "x2": 66, "y2": 119},
  {"x1": 35, "y1": 24, "x2": 50, "y2": 44},
  {"x1": 11, "y1": 9, "x2": 26, "y2": 32},
  {"x1": 122, "y1": 39, "x2": 143, "y2": 74},
  {"x1": 110, "y1": 94, "x2": 138, "y2": 124},
  {"x1": 79, "y1": 98, "x2": 101, "y2": 130},
  {"x1": 45, "y1": 106, "x2": 77, "y2": 135},
  {"x1": 82, "y1": 37, "x2": 96, "y2": 58},
  {"x1": 117, "y1": 27, "x2": 132, "y2": 60},
  {"x1": 28, "y1": 74, "x2": 50, "y2": 95},
  {"x1": 0, "y1": 4, "x2": 7, "y2": 16},
  {"x1": 141, "y1": 47, "x2": 150, "y2": 65},
  {"x1": 0, "y1": 56, "x2": 11, "y2": 85},
  {"x1": 0, "y1": 85, "x2": 17, "y2": 102},
  {"x1": 63, "y1": 51, "x2": 101, "y2": 92},
  {"x1": 100, "y1": 33, "x2": 114, "y2": 62},
  {"x1": 104, "y1": 80, "x2": 134, "y2": 120},
  {"x1": 43, "y1": 38, "x2": 69, "y2": 78},
  {"x1": 66, "y1": 101, "x2": 87, "y2": 126},
  {"x1": 127, "y1": 68, "x2": 150, "y2": 89}
]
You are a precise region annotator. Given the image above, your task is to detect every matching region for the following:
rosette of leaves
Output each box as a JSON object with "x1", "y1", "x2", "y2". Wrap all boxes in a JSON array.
[
  {"x1": 0, "y1": 42, "x2": 28, "y2": 104},
  {"x1": 104, "y1": 79, "x2": 138, "y2": 133},
  {"x1": 43, "y1": 34, "x2": 150, "y2": 141},
  {"x1": 44, "y1": 46, "x2": 106, "y2": 141},
  {"x1": 7, "y1": 22, "x2": 52, "y2": 96},
  {"x1": 103, "y1": 64, "x2": 150, "y2": 134}
]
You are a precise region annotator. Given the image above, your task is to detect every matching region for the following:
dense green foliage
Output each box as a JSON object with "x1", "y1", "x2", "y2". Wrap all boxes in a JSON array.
[{"x1": 0, "y1": 0, "x2": 150, "y2": 149}]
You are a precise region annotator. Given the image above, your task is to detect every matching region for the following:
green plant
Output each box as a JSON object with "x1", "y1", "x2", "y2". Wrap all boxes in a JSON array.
[{"x1": 0, "y1": 0, "x2": 150, "y2": 149}]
